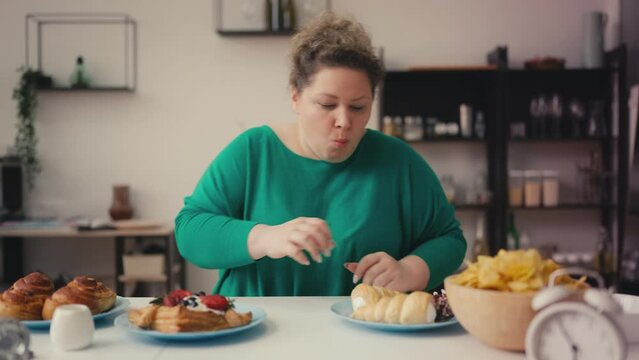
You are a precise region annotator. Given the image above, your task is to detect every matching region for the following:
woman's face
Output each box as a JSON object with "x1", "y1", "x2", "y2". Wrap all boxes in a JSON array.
[{"x1": 292, "y1": 66, "x2": 373, "y2": 163}]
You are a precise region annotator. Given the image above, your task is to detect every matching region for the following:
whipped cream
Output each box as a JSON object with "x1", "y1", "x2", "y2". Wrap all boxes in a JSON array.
[
  {"x1": 181, "y1": 296, "x2": 224, "y2": 315},
  {"x1": 426, "y1": 302, "x2": 437, "y2": 323},
  {"x1": 352, "y1": 296, "x2": 366, "y2": 311}
]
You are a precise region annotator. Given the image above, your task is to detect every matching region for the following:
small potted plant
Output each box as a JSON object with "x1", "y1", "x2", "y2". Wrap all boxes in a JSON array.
[{"x1": 12, "y1": 67, "x2": 48, "y2": 189}]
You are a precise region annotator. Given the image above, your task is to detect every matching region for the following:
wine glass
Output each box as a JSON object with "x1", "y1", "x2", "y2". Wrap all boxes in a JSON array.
[{"x1": 568, "y1": 98, "x2": 586, "y2": 138}]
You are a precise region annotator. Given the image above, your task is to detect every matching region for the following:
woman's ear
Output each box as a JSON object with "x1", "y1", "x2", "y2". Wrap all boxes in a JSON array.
[{"x1": 291, "y1": 87, "x2": 300, "y2": 113}]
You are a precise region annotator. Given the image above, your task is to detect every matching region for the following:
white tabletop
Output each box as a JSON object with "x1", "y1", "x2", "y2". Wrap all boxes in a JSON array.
[{"x1": 27, "y1": 297, "x2": 639, "y2": 360}]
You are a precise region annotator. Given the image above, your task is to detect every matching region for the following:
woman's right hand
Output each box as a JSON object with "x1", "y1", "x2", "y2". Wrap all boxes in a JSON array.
[{"x1": 247, "y1": 217, "x2": 335, "y2": 265}]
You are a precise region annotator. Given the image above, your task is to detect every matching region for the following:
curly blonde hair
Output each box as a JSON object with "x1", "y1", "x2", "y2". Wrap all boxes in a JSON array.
[{"x1": 289, "y1": 11, "x2": 384, "y2": 96}]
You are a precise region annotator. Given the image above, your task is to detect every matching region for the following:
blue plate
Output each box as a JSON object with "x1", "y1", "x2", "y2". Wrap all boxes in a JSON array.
[
  {"x1": 114, "y1": 304, "x2": 266, "y2": 341},
  {"x1": 21, "y1": 296, "x2": 130, "y2": 330},
  {"x1": 330, "y1": 300, "x2": 458, "y2": 332}
]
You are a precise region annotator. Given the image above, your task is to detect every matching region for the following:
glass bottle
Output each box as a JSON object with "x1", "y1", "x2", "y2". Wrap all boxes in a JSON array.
[
  {"x1": 471, "y1": 214, "x2": 490, "y2": 260},
  {"x1": 508, "y1": 170, "x2": 524, "y2": 207},
  {"x1": 270, "y1": 0, "x2": 280, "y2": 31},
  {"x1": 519, "y1": 232, "x2": 530, "y2": 249},
  {"x1": 403, "y1": 116, "x2": 423, "y2": 141},
  {"x1": 549, "y1": 94, "x2": 563, "y2": 138},
  {"x1": 414, "y1": 116, "x2": 424, "y2": 140},
  {"x1": 265, "y1": 0, "x2": 273, "y2": 30},
  {"x1": 69, "y1": 56, "x2": 90, "y2": 88},
  {"x1": 474, "y1": 111, "x2": 486, "y2": 139},
  {"x1": 506, "y1": 212, "x2": 520, "y2": 250},
  {"x1": 537, "y1": 95, "x2": 549, "y2": 138},
  {"x1": 382, "y1": 116, "x2": 394, "y2": 136},
  {"x1": 568, "y1": 98, "x2": 586, "y2": 138},
  {"x1": 542, "y1": 170, "x2": 560, "y2": 207},
  {"x1": 524, "y1": 170, "x2": 542, "y2": 207},
  {"x1": 393, "y1": 116, "x2": 403, "y2": 138},
  {"x1": 281, "y1": 0, "x2": 296, "y2": 31},
  {"x1": 440, "y1": 175, "x2": 456, "y2": 203},
  {"x1": 587, "y1": 100, "x2": 607, "y2": 138},
  {"x1": 596, "y1": 227, "x2": 614, "y2": 286},
  {"x1": 425, "y1": 117, "x2": 437, "y2": 138},
  {"x1": 529, "y1": 97, "x2": 540, "y2": 138},
  {"x1": 459, "y1": 104, "x2": 473, "y2": 138}
]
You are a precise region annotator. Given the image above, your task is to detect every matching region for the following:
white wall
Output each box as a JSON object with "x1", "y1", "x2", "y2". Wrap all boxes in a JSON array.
[{"x1": 0, "y1": 0, "x2": 620, "y2": 293}]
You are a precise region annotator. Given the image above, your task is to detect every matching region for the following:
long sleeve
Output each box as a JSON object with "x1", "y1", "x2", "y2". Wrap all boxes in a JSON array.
[
  {"x1": 174, "y1": 132, "x2": 258, "y2": 270},
  {"x1": 404, "y1": 150, "x2": 467, "y2": 291}
]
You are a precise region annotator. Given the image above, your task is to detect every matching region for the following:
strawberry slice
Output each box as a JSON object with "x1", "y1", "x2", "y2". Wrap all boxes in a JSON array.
[
  {"x1": 163, "y1": 289, "x2": 192, "y2": 307},
  {"x1": 200, "y1": 294, "x2": 231, "y2": 311}
]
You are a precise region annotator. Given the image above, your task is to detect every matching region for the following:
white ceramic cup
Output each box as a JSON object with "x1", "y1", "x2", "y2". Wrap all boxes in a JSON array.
[{"x1": 50, "y1": 304, "x2": 94, "y2": 351}]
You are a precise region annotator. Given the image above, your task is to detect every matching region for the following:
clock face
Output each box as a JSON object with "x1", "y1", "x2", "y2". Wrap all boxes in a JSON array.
[{"x1": 526, "y1": 303, "x2": 626, "y2": 360}]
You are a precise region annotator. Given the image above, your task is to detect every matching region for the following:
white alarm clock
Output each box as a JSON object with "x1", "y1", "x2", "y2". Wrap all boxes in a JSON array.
[{"x1": 525, "y1": 269, "x2": 628, "y2": 360}]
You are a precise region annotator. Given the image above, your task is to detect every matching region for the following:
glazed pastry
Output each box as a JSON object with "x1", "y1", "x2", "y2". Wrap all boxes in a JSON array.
[
  {"x1": 128, "y1": 291, "x2": 252, "y2": 333},
  {"x1": 0, "y1": 272, "x2": 54, "y2": 320},
  {"x1": 351, "y1": 284, "x2": 436, "y2": 324},
  {"x1": 42, "y1": 276, "x2": 116, "y2": 320}
]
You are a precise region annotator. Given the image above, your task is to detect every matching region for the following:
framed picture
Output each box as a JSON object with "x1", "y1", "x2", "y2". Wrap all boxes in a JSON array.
[
  {"x1": 218, "y1": 0, "x2": 268, "y2": 31},
  {"x1": 294, "y1": 0, "x2": 331, "y2": 28}
]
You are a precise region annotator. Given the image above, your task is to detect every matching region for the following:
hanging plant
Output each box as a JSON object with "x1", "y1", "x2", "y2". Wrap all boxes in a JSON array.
[{"x1": 12, "y1": 67, "x2": 42, "y2": 190}]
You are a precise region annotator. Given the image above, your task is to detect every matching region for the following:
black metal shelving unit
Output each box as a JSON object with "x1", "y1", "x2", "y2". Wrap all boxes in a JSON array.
[
  {"x1": 379, "y1": 47, "x2": 628, "y2": 286},
  {"x1": 380, "y1": 69, "x2": 500, "y2": 252}
]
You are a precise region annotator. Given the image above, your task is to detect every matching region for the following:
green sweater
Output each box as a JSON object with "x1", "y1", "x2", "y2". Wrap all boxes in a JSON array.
[{"x1": 175, "y1": 126, "x2": 466, "y2": 296}]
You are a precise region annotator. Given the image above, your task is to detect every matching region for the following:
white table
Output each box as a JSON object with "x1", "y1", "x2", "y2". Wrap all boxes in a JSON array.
[{"x1": 27, "y1": 297, "x2": 639, "y2": 360}]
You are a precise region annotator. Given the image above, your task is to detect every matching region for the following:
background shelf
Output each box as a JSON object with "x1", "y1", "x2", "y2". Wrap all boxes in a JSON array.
[
  {"x1": 508, "y1": 137, "x2": 610, "y2": 143},
  {"x1": 407, "y1": 138, "x2": 486, "y2": 144},
  {"x1": 37, "y1": 86, "x2": 134, "y2": 92},
  {"x1": 25, "y1": 13, "x2": 137, "y2": 91},
  {"x1": 217, "y1": 29, "x2": 294, "y2": 36},
  {"x1": 454, "y1": 204, "x2": 491, "y2": 211},
  {"x1": 510, "y1": 203, "x2": 616, "y2": 210}
]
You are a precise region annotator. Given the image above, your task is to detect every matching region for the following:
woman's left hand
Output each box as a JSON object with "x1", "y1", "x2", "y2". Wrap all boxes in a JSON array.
[{"x1": 346, "y1": 253, "x2": 430, "y2": 293}]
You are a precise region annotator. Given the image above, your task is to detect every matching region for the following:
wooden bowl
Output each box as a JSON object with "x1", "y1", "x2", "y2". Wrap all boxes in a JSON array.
[{"x1": 444, "y1": 277, "x2": 535, "y2": 351}]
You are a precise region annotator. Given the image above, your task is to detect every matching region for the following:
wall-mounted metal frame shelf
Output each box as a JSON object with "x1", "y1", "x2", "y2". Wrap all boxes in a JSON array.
[{"x1": 25, "y1": 13, "x2": 137, "y2": 91}]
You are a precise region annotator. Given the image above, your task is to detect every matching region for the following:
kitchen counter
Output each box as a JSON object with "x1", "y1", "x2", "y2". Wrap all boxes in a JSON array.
[{"x1": 28, "y1": 297, "x2": 639, "y2": 360}]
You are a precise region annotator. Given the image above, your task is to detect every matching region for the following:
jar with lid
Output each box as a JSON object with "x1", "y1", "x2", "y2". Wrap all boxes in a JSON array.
[
  {"x1": 425, "y1": 117, "x2": 437, "y2": 138},
  {"x1": 403, "y1": 116, "x2": 423, "y2": 141},
  {"x1": 524, "y1": 170, "x2": 542, "y2": 207},
  {"x1": 459, "y1": 104, "x2": 473, "y2": 138},
  {"x1": 382, "y1": 115, "x2": 394, "y2": 136},
  {"x1": 508, "y1": 170, "x2": 525, "y2": 207},
  {"x1": 542, "y1": 170, "x2": 559, "y2": 207},
  {"x1": 440, "y1": 175, "x2": 456, "y2": 203},
  {"x1": 392, "y1": 116, "x2": 403, "y2": 138}
]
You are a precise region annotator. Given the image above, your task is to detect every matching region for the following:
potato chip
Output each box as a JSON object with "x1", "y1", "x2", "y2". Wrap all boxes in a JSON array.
[{"x1": 451, "y1": 249, "x2": 589, "y2": 293}]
